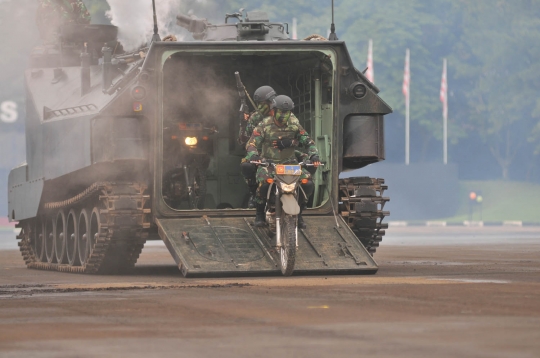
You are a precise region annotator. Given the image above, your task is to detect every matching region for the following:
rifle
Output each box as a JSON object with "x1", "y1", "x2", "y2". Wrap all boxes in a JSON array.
[{"x1": 235, "y1": 71, "x2": 261, "y2": 145}]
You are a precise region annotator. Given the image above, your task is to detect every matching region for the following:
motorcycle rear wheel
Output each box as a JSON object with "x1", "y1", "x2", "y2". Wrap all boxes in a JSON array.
[{"x1": 279, "y1": 214, "x2": 297, "y2": 276}]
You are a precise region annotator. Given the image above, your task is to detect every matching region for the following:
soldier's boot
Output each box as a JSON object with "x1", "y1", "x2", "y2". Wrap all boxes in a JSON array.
[
  {"x1": 297, "y1": 204, "x2": 307, "y2": 229},
  {"x1": 254, "y1": 203, "x2": 266, "y2": 227},
  {"x1": 297, "y1": 179, "x2": 314, "y2": 230}
]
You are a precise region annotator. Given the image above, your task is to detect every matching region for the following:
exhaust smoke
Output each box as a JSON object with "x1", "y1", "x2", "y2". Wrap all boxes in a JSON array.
[{"x1": 105, "y1": 0, "x2": 184, "y2": 50}]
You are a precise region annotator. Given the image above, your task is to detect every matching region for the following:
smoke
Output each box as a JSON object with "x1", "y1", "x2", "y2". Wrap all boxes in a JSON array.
[{"x1": 105, "y1": 0, "x2": 184, "y2": 51}]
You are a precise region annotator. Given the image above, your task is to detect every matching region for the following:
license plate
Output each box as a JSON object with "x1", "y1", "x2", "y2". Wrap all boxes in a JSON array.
[
  {"x1": 275, "y1": 165, "x2": 301, "y2": 175},
  {"x1": 178, "y1": 122, "x2": 203, "y2": 130}
]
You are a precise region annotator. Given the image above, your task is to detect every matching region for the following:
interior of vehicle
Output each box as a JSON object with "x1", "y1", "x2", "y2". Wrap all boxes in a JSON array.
[{"x1": 161, "y1": 49, "x2": 334, "y2": 211}]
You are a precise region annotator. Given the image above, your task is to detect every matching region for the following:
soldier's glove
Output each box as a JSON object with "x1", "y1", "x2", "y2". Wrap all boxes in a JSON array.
[
  {"x1": 273, "y1": 138, "x2": 294, "y2": 150},
  {"x1": 310, "y1": 155, "x2": 321, "y2": 167},
  {"x1": 250, "y1": 155, "x2": 262, "y2": 162}
]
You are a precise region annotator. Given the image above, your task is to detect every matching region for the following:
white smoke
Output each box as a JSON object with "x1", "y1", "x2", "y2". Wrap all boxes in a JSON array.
[{"x1": 105, "y1": 0, "x2": 184, "y2": 51}]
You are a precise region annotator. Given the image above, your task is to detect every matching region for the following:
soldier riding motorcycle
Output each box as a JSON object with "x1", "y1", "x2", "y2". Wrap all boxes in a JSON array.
[{"x1": 246, "y1": 95, "x2": 321, "y2": 275}]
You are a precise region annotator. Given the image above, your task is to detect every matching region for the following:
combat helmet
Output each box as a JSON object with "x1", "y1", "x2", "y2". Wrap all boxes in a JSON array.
[
  {"x1": 271, "y1": 95, "x2": 294, "y2": 111},
  {"x1": 253, "y1": 86, "x2": 276, "y2": 103}
]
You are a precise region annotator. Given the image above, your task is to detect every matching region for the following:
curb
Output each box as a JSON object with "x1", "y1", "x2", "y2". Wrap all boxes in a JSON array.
[{"x1": 388, "y1": 221, "x2": 540, "y2": 227}]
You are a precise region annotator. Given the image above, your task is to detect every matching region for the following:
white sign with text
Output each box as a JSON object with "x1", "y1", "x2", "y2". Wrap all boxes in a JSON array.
[{"x1": 0, "y1": 101, "x2": 18, "y2": 123}]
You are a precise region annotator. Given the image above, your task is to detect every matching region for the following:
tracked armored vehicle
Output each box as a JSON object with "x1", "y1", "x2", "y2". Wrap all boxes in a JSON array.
[{"x1": 8, "y1": 8, "x2": 391, "y2": 276}]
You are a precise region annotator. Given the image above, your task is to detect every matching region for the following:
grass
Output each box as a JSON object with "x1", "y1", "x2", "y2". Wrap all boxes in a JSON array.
[{"x1": 437, "y1": 180, "x2": 540, "y2": 222}]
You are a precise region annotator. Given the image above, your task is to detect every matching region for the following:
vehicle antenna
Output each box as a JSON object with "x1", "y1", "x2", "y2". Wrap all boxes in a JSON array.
[
  {"x1": 151, "y1": 0, "x2": 161, "y2": 42},
  {"x1": 328, "y1": 0, "x2": 338, "y2": 41}
]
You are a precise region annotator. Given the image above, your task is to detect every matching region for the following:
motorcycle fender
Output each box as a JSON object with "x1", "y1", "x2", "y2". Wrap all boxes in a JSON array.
[{"x1": 280, "y1": 194, "x2": 300, "y2": 215}]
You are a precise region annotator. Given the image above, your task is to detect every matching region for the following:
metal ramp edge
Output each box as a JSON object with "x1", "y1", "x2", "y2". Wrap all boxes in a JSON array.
[{"x1": 156, "y1": 215, "x2": 378, "y2": 277}]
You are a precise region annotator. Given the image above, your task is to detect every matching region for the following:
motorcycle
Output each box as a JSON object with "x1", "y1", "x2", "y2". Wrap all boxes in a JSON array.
[
  {"x1": 163, "y1": 122, "x2": 217, "y2": 209},
  {"x1": 251, "y1": 160, "x2": 321, "y2": 276}
]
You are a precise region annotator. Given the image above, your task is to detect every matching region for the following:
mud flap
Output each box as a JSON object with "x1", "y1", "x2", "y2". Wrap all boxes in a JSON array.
[
  {"x1": 156, "y1": 215, "x2": 378, "y2": 277},
  {"x1": 280, "y1": 194, "x2": 300, "y2": 215}
]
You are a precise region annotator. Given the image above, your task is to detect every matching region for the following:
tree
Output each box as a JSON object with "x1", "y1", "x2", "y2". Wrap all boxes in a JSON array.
[{"x1": 452, "y1": 0, "x2": 540, "y2": 179}]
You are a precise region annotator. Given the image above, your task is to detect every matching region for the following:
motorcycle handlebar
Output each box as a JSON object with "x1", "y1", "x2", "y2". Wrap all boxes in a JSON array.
[{"x1": 249, "y1": 161, "x2": 324, "y2": 167}]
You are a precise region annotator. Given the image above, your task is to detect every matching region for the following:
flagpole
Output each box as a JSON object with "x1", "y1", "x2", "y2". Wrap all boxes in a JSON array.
[
  {"x1": 366, "y1": 39, "x2": 374, "y2": 83},
  {"x1": 404, "y1": 49, "x2": 410, "y2": 165},
  {"x1": 441, "y1": 58, "x2": 448, "y2": 165},
  {"x1": 406, "y1": 85, "x2": 410, "y2": 165}
]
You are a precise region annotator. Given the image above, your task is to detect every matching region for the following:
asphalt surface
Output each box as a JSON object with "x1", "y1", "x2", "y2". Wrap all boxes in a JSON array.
[{"x1": 0, "y1": 226, "x2": 539, "y2": 357}]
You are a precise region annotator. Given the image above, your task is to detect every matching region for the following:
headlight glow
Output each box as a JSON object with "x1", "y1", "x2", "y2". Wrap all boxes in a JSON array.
[
  {"x1": 185, "y1": 137, "x2": 198, "y2": 146},
  {"x1": 280, "y1": 182, "x2": 296, "y2": 193}
]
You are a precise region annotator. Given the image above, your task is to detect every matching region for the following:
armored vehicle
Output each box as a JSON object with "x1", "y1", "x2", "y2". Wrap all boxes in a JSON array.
[{"x1": 8, "y1": 8, "x2": 391, "y2": 276}]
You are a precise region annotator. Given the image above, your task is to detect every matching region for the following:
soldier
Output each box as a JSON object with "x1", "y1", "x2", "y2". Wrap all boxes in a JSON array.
[
  {"x1": 245, "y1": 95, "x2": 320, "y2": 228},
  {"x1": 238, "y1": 85, "x2": 276, "y2": 145},
  {"x1": 37, "y1": 0, "x2": 92, "y2": 43},
  {"x1": 239, "y1": 86, "x2": 277, "y2": 208}
]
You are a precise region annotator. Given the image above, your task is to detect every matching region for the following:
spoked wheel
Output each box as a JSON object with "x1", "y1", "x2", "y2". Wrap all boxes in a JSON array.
[
  {"x1": 191, "y1": 166, "x2": 206, "y2": 209},
  {"x1": 54, "y1": 210, "x2": 67, "y2": 264},
  {"x1": 78, "y1": 209, "x2": 90, "y2": 265},
  {"x1": 189, "y1": 165, "x2": 207, "y2": 210},
  {"x1": 279, "y1": 214, "x2": 297, "y2": 276},
  {"x1": 66, "y1": 209, "x2": 79, "y2": 266},
  {"x1": 44, "y1": 216, "x2": 56, "y2": 263},
  {"x1": 32, "y1": 217, "x2": 45, "y2": 262}
]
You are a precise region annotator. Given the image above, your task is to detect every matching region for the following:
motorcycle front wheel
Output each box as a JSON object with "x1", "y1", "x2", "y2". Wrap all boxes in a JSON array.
[
  {"x1": 188, "y1": 165, "x2": 207, "y2": 210},
  {"x1": 279, "y1": 214, "x2": 297, "y2": 276}
]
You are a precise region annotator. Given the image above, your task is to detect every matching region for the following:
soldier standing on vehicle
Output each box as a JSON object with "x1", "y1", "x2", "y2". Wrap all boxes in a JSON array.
[
  {"x1": 239, "y1": 86, "x2": 277, "y2": 208},
  {"x1": 37, "y1": 0, "x2": 91, "y2": 43},
  {"x1": 245, "y1": 95, "x2": 321, "y2": 228}
]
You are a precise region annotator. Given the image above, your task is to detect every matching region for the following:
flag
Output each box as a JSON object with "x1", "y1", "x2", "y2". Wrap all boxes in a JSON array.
[
  {"x1": 402, "y1": 49, "x2": 410, "y2": 100},
  {"x1": 440, "y1": 58, "x2": 448, "y2": 119},
  {"x1": 366, "y1": 39, "x2": 374, "y2": 83},
  {"x1": 292, "y1": 18, "x2": 297, "y2": 40}
]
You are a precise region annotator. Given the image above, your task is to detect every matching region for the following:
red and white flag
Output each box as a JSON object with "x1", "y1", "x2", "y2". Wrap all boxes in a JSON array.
[
  {"x1": 402, "y1": 49, "x2": 410, "y2": 100},
  {"x1": 366, "y1": 39, "x2": 374, "y2": 83},
  {"x1": 440, "y1": 58, "x2": 448, "y2": 119}
]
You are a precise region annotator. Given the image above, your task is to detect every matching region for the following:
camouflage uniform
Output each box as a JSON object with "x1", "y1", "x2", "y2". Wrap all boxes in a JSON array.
[
  {"x1": 238, "y1": 110, "x2": 265, "y2": 146},
  {"x1": 245, "y1": 113, "x2": 318, "y2": 204},
  {"x1": 37, "y1": 0, "x2": 91, "y2": 42},
  {"x1": 239, "y1": 106, "x2": 271, "y2": 208}
]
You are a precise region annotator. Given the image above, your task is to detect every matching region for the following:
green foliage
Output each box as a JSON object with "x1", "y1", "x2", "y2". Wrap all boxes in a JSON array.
[
  {"x1": 83, "y1": 0, "x2": 110, "y2": 24},
  {"x1": 451, "y1": 0, "x2": 540, "y2": 179}
]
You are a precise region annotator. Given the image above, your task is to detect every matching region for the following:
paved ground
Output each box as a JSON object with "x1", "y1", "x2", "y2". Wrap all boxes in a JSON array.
[{"x1": 0, "y1": 227, "x2": 539, "y2": 357}]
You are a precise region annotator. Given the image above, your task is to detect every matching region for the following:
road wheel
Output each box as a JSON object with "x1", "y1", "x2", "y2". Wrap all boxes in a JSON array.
[
  {"x1": 54, "y1": 210, "x2": 67, "y2": 264},
  {"x1": 66, "y1": 209, "x2": 79, "y2": 266},
  {"x1": 44, "y1": 216, "x2": 56, "y2": 263},
  {"x1": 279, "y1": 214, "x2": 297, "y2": 276},
  {"x1": 32, "y1": 217, "x2": 45, "y2": 262},
  {"x1": 78, "y1": 209, "x2": 90, "y2": 265}
]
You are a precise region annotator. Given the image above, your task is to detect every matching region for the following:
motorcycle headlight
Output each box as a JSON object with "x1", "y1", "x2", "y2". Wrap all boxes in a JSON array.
[
  {"x1": 280, "y1": 182, "x2": 296, "y2": 193},
  {"x1": 184, "y1": 137, "x2": 198, "y2": 146}
]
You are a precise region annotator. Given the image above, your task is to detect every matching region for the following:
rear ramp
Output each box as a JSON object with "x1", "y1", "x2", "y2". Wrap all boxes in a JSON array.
[{"x1": 156, "y1": 216, "x2": 378, "y2": 277}]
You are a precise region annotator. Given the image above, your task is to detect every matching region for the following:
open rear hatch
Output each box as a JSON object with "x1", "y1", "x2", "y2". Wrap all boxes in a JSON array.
[{"x1": 156, "y1": 216, "x2": 377, "y2": 277}]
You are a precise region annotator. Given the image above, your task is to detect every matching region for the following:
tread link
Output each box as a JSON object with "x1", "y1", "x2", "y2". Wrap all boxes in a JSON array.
[
  {"x1": 17, "y1": 182, "x2": 150, "y2": 274},
  {"x1": 338, "y1": 177, "x2": 389, "y2": 255}
]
